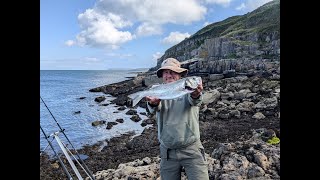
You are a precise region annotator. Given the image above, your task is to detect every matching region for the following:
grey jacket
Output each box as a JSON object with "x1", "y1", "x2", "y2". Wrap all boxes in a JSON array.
[{"x1": 147, "y1": 93, "x2": 203, "y2": 149}]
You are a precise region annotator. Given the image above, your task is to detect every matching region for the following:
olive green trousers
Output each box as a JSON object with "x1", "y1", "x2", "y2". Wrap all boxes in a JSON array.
[{"x1": 159, "y1": 141, "x2": 209, "y2": 180}]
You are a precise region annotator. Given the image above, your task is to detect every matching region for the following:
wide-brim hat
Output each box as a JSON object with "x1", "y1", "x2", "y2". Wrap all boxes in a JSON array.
[{"x1": 156, "y1": 58, "x2": 188, "y2": 78}]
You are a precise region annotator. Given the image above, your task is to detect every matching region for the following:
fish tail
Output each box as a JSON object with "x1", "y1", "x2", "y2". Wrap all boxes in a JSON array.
[{"x1": 128, "y1": 92, "x2": 144, "y2": 107}]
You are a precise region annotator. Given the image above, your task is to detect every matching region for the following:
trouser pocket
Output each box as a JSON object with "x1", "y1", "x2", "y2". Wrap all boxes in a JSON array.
[
  {"x1": 160, "y1": 145, "x2": 169, "y2": 160},
  {"x1": 199, "y1": 148, "x2": 206, "y2": 161}
]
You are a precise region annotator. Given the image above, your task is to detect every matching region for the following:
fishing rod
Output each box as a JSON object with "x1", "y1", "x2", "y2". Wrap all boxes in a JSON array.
[
  {"x1": 40, "y1": 125, "x2": 73, "y2": 179},
  {"x1": 40, "y1": 96, "x2": 96, "y2": 180}
]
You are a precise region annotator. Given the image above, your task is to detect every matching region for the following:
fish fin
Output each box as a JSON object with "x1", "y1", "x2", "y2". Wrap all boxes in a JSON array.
[
  {"x1": 128, "y1": 92, "x2": 144, "y2": 107},
  {"x1": 150, "y1": 83, "x2": 160, "y2": 88}
]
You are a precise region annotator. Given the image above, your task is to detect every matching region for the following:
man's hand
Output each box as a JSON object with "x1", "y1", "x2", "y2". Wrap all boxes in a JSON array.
[
  {"x1": 191, "y1": 80, "x2": 203, "y2": 99},
  {"x1": 146, "y1": 96, "x2": 161, "y2": 106}
]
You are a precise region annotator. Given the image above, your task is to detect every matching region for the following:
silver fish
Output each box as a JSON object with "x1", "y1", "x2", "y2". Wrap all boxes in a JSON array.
[{"x1": 128, "y1": 76, "x2": 202, "y2": 107}]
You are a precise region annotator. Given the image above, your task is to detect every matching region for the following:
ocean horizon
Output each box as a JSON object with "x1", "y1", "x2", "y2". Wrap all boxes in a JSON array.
[{"x1": 40, "y1": 69, "x2": 150, "y2": 156}]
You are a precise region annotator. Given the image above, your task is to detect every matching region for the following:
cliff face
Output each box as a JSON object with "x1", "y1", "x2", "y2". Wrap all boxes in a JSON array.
[{"x1": 149, "y1": 0, "x2": 280, "y2": 72}]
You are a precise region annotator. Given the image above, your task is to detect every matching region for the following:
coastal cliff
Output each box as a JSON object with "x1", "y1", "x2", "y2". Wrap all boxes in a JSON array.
[{"x1": 149, "y1": 0, "x2": 280, "y2": 74}]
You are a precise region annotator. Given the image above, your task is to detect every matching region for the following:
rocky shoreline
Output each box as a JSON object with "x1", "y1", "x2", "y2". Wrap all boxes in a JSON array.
[{"x1": 40, "y1": 66, "x2": 280, "y2": 179}]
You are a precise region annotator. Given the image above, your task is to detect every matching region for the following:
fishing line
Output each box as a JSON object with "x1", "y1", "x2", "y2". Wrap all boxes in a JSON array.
[
  {"x1": 40, "y1": 96, "x2": 95, "y2": 180},
  {"x1": 40, "y1": 100, "x2": 61, "y2": 135}
]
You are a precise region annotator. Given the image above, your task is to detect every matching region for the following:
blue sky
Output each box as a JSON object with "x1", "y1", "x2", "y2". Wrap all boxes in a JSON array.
[{"x1": 40, "y1": 0, "x2": 273, "y2": 70}]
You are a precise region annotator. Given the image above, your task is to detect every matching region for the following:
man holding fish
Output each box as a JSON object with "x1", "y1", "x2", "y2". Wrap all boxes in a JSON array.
[{"x1": 145, "y1": 58, "x2": 209, "y2": 180}]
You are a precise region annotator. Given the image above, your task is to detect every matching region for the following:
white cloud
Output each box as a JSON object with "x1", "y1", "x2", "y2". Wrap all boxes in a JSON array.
[
  {"x1": 203, "y1": 21, "x2": 212, "y2": 27},
  {"x1": 105, "y1": 53, "x2": 134, "y2": 59},
  {"x1": 161, "y1": 32, "x2": 191, "y2": 45},
  {"x1": 84, "y1": 57, "x2": 100, "y2": 62},
  {"x1": 96, "y1": 0, "x2": 207, "y2": 25},
  {"x1": 204, "y1": 0, "x2": 232, "y2": 7},
  {"x1": 40, "y1": 57, "x2": 105, "y2": 70},
  {"x1": 70, "y1": 0, "x2": 208, "y2": 46},
  {"x1": 236, "y1": 0, "x2": 273, "y2": 12},
  {"x1": 107, "y1": 13, "x2": 133, "y2": 28},
  {"x1": 65, "y1": 40, "x2": 75, "y2": 46},
  {"x1": 136, "y1": 23, "x2": 162, "y2": 36},
  {"x1": 236, "y1": 3, "x2": 246, "y2": 10},
  {"x1": 70, "y1": 0, "x2": 239, "y2": 49},
  {"x1": 74, "y1": 9, "x2": 134, "y2": 48},
  {"x1": 152, "y1": 52, "x2": 163, "y2": 61}
]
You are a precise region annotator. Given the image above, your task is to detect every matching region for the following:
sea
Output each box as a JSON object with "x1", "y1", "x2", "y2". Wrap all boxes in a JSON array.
[{"x1": 40, "y1": 69, "x2": 150, "y2": 156}]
